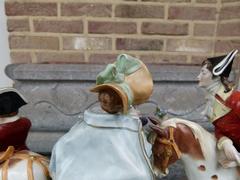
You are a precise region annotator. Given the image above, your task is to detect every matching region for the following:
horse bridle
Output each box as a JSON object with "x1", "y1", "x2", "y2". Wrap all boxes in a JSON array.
[{"x1": 156, "y1": 127, "x2": 182, "y2": 173}]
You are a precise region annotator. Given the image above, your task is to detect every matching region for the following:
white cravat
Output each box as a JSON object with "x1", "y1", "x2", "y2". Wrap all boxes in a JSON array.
[
  {"x1": 0, "y1": 115, "x2": 19, "y2": 124},
  {"x1": 202, "y1": 77, "x2": 221, "y2": 119}
]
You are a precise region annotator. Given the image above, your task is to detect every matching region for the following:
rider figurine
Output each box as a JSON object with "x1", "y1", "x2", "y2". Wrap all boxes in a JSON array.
[
  {"x1": 0, "y1": 87, "x2": 49, "y2": 180},
  {"x1": 50, "y1": 54, "x2": 154, "y2": 180},
  {"x1": 197, "y1": 49, "x2": 240, "y2": 168}
]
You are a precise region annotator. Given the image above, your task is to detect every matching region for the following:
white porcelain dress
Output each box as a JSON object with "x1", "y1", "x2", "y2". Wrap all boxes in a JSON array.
[{"x1": 50, "y1": 107, "x2": 153, "y2": 180}]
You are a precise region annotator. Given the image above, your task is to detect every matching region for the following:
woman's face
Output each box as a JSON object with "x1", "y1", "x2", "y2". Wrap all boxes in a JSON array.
[{"x1": 197, "y1": 64, "x2": 214, "y2": 87}]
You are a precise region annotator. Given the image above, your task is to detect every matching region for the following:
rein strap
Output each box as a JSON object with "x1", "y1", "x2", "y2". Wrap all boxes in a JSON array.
[{"x1": 159, "y1": 127, "x2": 182, "y2": 159}]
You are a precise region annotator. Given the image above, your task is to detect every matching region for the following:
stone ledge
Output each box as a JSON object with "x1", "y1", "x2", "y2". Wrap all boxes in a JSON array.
[
  {"x1": 27, "y1": 131, "x2": 64, "y2": 154},
  {"x1": 5, "y1": 64, "x2": 201, "y2": 82}
]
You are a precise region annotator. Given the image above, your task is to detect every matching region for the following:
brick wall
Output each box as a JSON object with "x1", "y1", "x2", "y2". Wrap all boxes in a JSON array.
[{"x1": 5, "y1": 0, "x2": 240, "y2": 65}]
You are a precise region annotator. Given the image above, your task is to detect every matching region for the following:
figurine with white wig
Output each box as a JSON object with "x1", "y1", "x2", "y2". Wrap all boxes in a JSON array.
[{"x1": 197, "y1": 49, "x2": 240, "y2": 168}]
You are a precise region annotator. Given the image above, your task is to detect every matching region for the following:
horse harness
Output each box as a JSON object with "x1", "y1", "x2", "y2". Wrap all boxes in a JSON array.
[
  {"x1": 156, "y1": 127, "x2": 182, "y2": 172},
  {"x1": 0, "y1": 146, "x2": 50, "y2": 180}
]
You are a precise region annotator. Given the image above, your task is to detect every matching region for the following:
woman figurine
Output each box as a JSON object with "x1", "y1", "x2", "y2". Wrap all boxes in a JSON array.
[
  {"x1": 0, "y1": 87, "x2": 50, "y2": 180},
  {"x1": 50, "y1": 54, "x2": 155, "y2": 180},
  {"x1": 197, "y1": 49, "x2": 240, "y2": 168}
]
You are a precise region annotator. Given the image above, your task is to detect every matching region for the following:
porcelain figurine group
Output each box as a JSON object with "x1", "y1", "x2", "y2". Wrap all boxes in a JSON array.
[{"x1": 1, "y1": 50, "x2": 239, "y2": 180}]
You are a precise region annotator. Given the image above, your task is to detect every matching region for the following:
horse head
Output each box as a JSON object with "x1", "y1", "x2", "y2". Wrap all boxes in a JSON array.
[
  {"x1": 149, "y1": 118, "x2": 206, "y2": 178},
  {"x1": 148, "y1": 118, "x2": 181, "y2": 176}
]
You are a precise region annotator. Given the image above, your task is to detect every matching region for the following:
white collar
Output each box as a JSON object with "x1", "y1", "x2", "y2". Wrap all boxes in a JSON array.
[
  {"x1": 0, "y1": 115, "x2": 20, "y2": 125},
  {"x1": 83, "y1": 108, "x2": 140, "y2": 131},
  {"x1": 205, "y1": 77, "x2": 221, "y2": 96}
]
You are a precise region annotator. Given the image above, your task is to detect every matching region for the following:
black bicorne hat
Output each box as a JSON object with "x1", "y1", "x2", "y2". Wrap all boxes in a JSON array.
[
  {"x1": 207, "y1": 49, "x2": 238, "y2": 78},
  {"x1": 0, "y1": 88, "x2": 27, "y2": 116}
]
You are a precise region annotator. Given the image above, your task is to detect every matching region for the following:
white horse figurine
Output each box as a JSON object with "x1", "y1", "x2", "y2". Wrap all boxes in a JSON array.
[
  {"x1": 0, "y1": 147, "x2": 50, "y2": 180},
  {"x1": 149, "y1": 117, "x2": 240, "y2": 180}
]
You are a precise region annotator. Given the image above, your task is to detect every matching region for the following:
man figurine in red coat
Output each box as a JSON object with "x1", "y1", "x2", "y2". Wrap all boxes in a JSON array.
[
  {"x1": 0, "y1": 87, "x2": 50, "y2": 180},
  {"x1": 197, "y1": 49, "x2": 240, "y2": 168},
  {"x1": 0, "y1": 88, "x2": 31, "y2": 152}
]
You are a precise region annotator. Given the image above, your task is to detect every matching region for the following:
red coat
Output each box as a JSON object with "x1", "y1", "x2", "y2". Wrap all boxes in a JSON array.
[
  {"x1": 0, "y1": 118, "x2": 31, "y2": 151},
  {"x1": 213, "y1": 91, "x2": 240, "y2": 151}
]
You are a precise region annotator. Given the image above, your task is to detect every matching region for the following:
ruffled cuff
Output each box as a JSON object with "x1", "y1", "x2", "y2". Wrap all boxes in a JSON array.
[{"x1": 217, "y1": 136, "x2": 233, "y2": 150}]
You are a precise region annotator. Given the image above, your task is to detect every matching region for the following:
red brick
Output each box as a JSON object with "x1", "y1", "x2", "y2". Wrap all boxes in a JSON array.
[
  {"x1": 7, "y1": 18, "x2": 29, "y2": 32},
  {"x1": 89, "y1": 54, "x2": 117, "y2": 64},
  {"x1": 215, "y1": 40, "x2": 240, "y2": 53},
  {"x1": 35, "y1": 52, "x2": 85, "y2": 63},
  {"x1": 142, "y1": 0, "x2": 190, "y2": 2},
  {"x1": 61, "y1": 3, "x2": 112, "y2": 17},
  {"x1": 142, "y1": 22, "x2": 188, "y2": 35},
  {"x1": 166, "y1": 39, "x2": 214, "y2": 53},
  {"x1": 217, "y1": 22, "x2": 240, "y2": 36},
  {"x1": 169, "y1": 6, "x2": 216, "y2": 20},
  {"x1": 194, "y1": 23, "x2": 215, "y2": 36},
  {"x1": 63, "y1": 36, "x2": 112, "y2": 50},
  {"x1": 220, "y1": 5, "x2": 240, "y2": 20},
  {"x1": 116, "y1": 38, "x2": 163, "y2": 50},
  {"x1": 88, "y1": 21, "x2": 136, "y2": 34},
  {"x1": 9, "y1": 35, "x2": 59, "y2": 50},
  {"x1": 34, "y1": 19, "x2": 83, "y2": 33},
  {"x1": 196, "y1": 0, "x2": 217, "y2": 3},
  {"x1": 5, "y1": 2, "x2": 57, "y2": 16},
  {"x1": 10, "y1": 52, "x2": 32, "y2": 63},
  {"x1": 115, "y1": 5, "x2": 164, "y2": 18},
  {"x1": 222, "y1": 0, "x2": 240, "y2": 2},
  {"x1": 140, "y1": 54, "x2": 188, "y2": 64}
]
